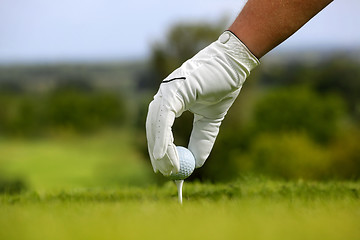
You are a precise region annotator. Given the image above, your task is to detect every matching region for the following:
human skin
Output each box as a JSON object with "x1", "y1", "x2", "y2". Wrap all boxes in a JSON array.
[{"x1": 229, "y1": 0, "x2": 334, "y2": 58}]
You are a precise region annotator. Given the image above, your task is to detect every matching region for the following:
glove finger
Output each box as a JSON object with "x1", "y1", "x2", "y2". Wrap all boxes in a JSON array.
[
  {"x1": 188, "y1": 114, "x2": 223, "y2": 168},
  {"x1": 146, "y1": 99, "x2": 159, "y2": 173},
  {"x1": 152, "y1": 97, "x2": 180, "y2": 175},
  {"x1": 155, "y1": 142, "x2": 179, "y2": 176},
  {"x1": 146, "y1": 93, "x2": 181, "y2": 175}
]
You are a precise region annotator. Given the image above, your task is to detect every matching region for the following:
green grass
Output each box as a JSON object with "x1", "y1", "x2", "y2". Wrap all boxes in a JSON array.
[
  {"x1": 0, "y1": 129, "x2": 154, "y2": 190},
  {"x1": 0, "y1": 179, "x2": 359, "y2": 240},
  {"x1": 0, "y1": 129, "x2": 359, "y2": 239}
]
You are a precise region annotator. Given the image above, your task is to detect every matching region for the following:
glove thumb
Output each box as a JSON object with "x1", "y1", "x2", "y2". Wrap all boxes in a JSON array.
[{"x1": 188, "y1": 114, "x2": 222, "y2": 168}]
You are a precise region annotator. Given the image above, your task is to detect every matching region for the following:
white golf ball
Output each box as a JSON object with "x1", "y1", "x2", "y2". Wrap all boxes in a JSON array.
[{"x1": 170, "y1": 146, "x2": 195, "y2": 180}]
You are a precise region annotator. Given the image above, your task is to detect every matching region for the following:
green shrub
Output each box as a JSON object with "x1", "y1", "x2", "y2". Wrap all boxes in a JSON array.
[
  {"x1": 46, "y1": 90, "x2": 126, "y2": 132},
  {"x1": 0, "y1": 174, "x2": 28, "y2": 194},
  {"x1": 252, "y1": 87, "x2": 345, "y2": 143},
  {"x1": 0, "y1": 90, "x2": 127, "y2": 136},
  {"x1": 234, "y1": 132, "x2": 332, "y2": 180},
  {"x1": 0, "y1": 94, "x2": 44, "y2": 136},
  {"x1": 329, "y1": 129, "x2": 360, "y2": 179}
]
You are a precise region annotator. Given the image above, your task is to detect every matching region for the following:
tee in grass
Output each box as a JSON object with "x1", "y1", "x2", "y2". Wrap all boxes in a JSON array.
[{"x1": 169, "y1": 146, "x2": 196, "y2": 204}]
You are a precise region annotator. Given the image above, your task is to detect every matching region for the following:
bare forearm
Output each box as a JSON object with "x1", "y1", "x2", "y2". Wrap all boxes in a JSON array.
[{"x1": 229, "y1": 0, "x2": 333, "y2": 58}]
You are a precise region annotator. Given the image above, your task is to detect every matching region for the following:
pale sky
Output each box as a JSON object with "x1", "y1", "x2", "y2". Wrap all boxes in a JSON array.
[{"x1": 0, "y1": 0, "x2": 359, "y2": 64}]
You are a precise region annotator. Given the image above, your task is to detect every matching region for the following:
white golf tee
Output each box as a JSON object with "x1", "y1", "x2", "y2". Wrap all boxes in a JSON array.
[{"x1": 175, "y1": 180, "x2": 184, "y2": 204}]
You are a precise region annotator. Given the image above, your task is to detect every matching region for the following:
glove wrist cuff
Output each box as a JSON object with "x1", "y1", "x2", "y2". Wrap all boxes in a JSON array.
[{"x1": 220, "y1": 30, "x2": 260, "y2": 72}]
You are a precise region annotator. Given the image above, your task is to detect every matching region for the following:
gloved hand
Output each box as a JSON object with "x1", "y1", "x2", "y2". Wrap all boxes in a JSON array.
[{"x1": 146, "y1": 31, "x2": 259, "y2": 176}]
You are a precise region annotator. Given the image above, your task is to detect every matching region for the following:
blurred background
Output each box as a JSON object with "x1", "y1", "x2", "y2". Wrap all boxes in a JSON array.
[{"x1": 0, "y1": 0, "x2": 359, "y2": 193}]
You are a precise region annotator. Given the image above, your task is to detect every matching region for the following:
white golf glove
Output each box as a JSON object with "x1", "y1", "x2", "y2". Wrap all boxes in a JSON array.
[{"x1": 146, "y1": 31, "x2": 259, "y2": 176}]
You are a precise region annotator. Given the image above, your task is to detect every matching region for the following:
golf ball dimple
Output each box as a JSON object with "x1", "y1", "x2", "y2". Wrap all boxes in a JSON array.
[{"x1": 170, "y1": 146, "x2": 195, "y2": 180}]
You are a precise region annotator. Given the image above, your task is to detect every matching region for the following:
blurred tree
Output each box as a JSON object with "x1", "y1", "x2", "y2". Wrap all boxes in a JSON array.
[
  {"x1": 0, "y1": 81, "x2": 24, "y2": 94},
  {"x1": 313, "y1": 56, "x2": 360, "y2": 122},
  {"x1": 0, "y1": 173, "x2": 27, "y2": 194},
  {"x1": 45, "y1": 76, "x2": 126, "y2": 132},
  {"x1": 0, "y1": 81, "x2": 127, "y2": 136},
  {"x1": 0, "y1": 94, "x2": 44, "y2": 136},
  {"x1": 55, "y1": 77, "x2": 94, "y2": 93},
  {"x1": 330, "y1": 128, "x2": 360, "y2": 179},
  {"x1": 150, "y1": 21, "x2": 225, "y2": 85},
  {"x1": 46, "y1": 89, "x2": 125, "y2": 132},
  {"x1": 259, "y1": 55, "x2": 360, "y2": 122},
  {"x1": 252, "y1": 87, "x2": 345, "y2": 143},
  {"x1": 233, "y1": 132, "x2": 332, "y2": 180}
]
